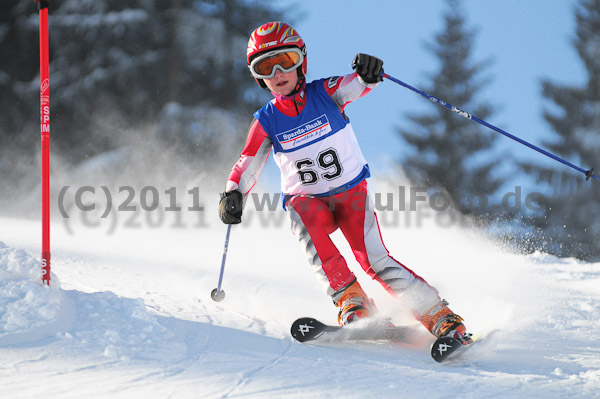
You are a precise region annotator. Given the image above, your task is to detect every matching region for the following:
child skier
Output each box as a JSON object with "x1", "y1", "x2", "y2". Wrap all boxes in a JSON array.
[{"x1": 219, "y1": 21, "x2": 471, "y2": 343}]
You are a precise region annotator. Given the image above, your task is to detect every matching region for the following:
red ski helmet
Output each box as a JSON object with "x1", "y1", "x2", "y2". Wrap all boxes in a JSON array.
[{"x1": 247, "y1": 22, "x2": 307, "y2": 89}]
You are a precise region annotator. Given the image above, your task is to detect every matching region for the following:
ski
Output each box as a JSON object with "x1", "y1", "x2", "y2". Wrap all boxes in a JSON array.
[
  {"x1": 290, "y1": 317, "x2": 423, "y2": 345},
  {"x1": 430, "y1": 335, "x2": 477, "y2": 363},
  {"x1": 291, "y1": 317, "x2": 478, "y2": 363}
]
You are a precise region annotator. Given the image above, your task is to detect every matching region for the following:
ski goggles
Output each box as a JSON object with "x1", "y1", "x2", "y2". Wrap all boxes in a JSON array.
[{"x1": 249, "y1": 47, "x2": 304, "y2": 79}]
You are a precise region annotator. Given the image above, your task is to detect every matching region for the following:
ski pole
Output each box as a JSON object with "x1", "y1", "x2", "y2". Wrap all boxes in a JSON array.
[
  {"x1": 35, "y1": 0, "x2": 52, "y2": 285},
  {"x1": 382, "y1": 72, "x2": 600, "y2": 182},
  {"x1": 211, "y1": 224, "x2": 231, "y2": 302}
]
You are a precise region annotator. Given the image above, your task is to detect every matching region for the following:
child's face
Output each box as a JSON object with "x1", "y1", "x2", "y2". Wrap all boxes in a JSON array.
[{"x1": 263, "y1": 69, "x2": 299, "y2": 96}]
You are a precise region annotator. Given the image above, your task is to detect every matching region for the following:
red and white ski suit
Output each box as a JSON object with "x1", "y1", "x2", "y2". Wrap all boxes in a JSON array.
[{"x1": 226, "y1": 73, "x2": 441, "y2": 314}]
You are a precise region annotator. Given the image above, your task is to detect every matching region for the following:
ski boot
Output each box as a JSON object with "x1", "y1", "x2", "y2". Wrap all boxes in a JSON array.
[
  {"x1": 419, "y1": 300, "x2": 473, "y2": 345},
  {"x1": 333, "y1": 280, "x2": 377, "y2": 326}
]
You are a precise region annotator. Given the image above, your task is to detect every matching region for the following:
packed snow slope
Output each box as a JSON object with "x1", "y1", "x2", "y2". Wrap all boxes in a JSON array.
[{"x1": 0, "y1": 202, "x2": 599, "y2": 399}]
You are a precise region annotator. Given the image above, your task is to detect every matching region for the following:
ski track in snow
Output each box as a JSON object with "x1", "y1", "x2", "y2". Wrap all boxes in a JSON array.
[{"x1": 0, "y1": 213, "x2": 599, "y2": 399}]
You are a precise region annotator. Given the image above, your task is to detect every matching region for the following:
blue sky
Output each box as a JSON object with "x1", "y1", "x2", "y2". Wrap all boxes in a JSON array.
[{"x1": 266, "y1": 0, "x2": 586, "y2": 192}]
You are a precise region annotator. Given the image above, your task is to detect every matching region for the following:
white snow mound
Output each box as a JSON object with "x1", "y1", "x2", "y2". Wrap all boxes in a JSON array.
[
  {"x1": 0, "y1": 241, "x2": 186, "y2": 360},
  {"x1": 0, "y1": 241, "x2": 68, "y2": 345}
]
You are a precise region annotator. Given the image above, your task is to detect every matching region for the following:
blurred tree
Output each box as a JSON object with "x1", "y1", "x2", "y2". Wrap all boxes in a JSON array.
[
  {"x1": 0, "y1": 0, "x2": 280, "y2": 160},
  {"x1": 396, "y1": 0, "x2": 503, "y2": 215},
  {"x1": 521, "y1": 0, "x2": 600, "y2": 260},
  {"x1": 0, "y1": 1, "x2": 40, "y2": 147}
]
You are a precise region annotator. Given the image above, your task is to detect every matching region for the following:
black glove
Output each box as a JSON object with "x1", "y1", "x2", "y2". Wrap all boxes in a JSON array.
[
  {"x1": 219, "y1": 190, "x2": 243, "y2": 224},
  {"x1": 352, "y1": 53, "x2": 384, "y2": 84}
]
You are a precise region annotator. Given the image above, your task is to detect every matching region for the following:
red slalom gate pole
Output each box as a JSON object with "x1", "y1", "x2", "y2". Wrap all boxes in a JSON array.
[{"x1": 36, "y1": 0, "x2": 51, "y2": 285}]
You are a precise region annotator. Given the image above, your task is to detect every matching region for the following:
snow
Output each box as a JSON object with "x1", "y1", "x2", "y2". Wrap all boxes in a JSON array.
[{"x1": 0, "y1": 206, "x2": 599, "y2": 398}]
